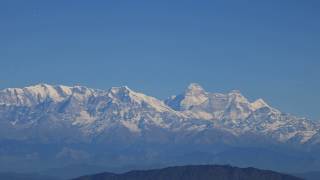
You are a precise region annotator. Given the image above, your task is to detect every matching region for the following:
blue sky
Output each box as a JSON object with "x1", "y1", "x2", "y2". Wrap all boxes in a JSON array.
[{"x1": 0, "y1": 0, "x2": 319, "y2": 120}]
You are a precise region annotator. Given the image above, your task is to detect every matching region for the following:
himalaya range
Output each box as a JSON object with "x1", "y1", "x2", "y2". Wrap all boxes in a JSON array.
[{"x1": 0, "y1": 83, "x2": 319, "y2": 178}]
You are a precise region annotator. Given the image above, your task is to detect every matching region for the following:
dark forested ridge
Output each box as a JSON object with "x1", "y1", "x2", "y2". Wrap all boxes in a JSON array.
[{"x1": 73, "y1": 165, "x2": 303, "y2": 180}]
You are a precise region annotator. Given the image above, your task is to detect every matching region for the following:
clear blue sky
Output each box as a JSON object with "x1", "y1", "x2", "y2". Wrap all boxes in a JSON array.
[{"x1": 0, "y1": 0, "x2": 319, "y2": 120}]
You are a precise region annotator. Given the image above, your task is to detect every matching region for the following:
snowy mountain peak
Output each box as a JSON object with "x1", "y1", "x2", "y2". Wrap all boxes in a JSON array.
[
  {"x1": 165, "y1": 86, "x2": 273, "y2": 121},
  {"x1": 172, "y1": 83, "x2": 208, "y2": 111},
  {"x1": 0, "y1": 83, "x2": 319, "y2": 146},
  {"x1": 0, "y1": 84, "x2": 74, "y2": 106},
  {"x1": 0, "y1": 84, "x2": 101, "y2": 107},
  {"x1": 251, "y1": 98, "x2": 269, "y2": 110},
  {"x1": 108, "y1": 86, "x2": 136, "y2": 102},
  {"x1": 228, "y1": 90, "x2": 250, "y2": 104},
  {"x1": 229, "y1": 89, "x2": 242, "y2": 94},
  {"x1": 186, "y1": 83, "x2": 206, "y2": 95},
  {"x1": 106, "y1": 86, "x2": 174, "y2": 113},
  {"x1": 109, "y1": 86, "x2": 132, "y2": 95}
]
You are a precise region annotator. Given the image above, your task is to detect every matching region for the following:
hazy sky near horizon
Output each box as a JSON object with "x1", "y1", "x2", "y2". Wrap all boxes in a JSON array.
[{"x1": 0, "y1": 0, "x2": 319, "y2": 120}]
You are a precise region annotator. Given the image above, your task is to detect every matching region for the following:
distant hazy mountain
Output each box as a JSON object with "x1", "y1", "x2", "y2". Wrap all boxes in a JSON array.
[
  {"x1": 73, "y1": 165, "x2": 303, "y2": 180},
  {"x1": 0, "y1": 172, "x2": 59, "y2": 180},
  {"x1": 0, "y1": 83, "x2": 319, "y2": 178},
  {"x1": 295, "y1": 171, "x2": 320, "y2": 180}
]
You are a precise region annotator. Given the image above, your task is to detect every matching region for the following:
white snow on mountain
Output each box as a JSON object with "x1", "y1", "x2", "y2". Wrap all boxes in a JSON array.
[
  {"x1": 0, "y1": 84, "x2": 78, "y2": 106},
  {"x1": 109, "y1": 86, "x2": 174, "y2": 113},
  {"x1": 180, "y1": 83, "x2": 209, "y2": 110},
  {"x1": 0, "y1": 83, "x2": 319, "y2": 145},
  {"x1": 251, "y1": 98, "x2": 269, "y2": 110}
]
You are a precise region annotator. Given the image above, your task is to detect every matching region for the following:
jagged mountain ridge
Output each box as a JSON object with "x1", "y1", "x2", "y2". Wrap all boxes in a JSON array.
[
  {"x1": 0, "y1": 83, "x2": 318, "y2": 145},
  {"x1": 1, "y1": 83, "x2": 320, "y2": 176}
]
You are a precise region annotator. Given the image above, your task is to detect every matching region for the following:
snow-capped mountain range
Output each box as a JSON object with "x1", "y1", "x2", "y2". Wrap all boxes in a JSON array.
[
  {"x1": 0, "y1": 83, "x2": 319, "y2": 145},
  {"x1": 1, "y1": 83, "x2": 320, "y2": 176}
]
